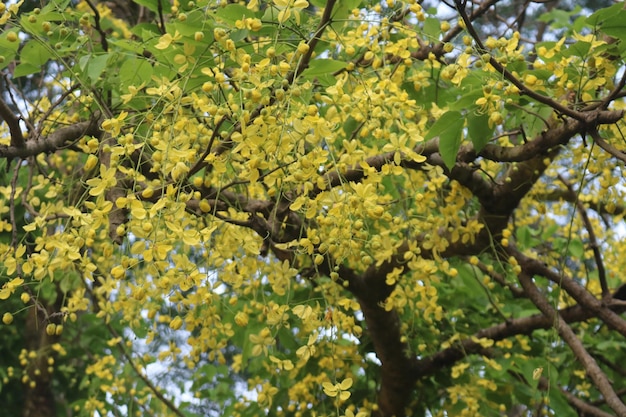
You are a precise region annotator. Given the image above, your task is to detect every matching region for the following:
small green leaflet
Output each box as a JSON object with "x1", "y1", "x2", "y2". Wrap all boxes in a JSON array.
[
  {"x1": 134, "y1": 0, "x2": 171, "y2": 14},
  {"x1": 302, "y1": 59, "x2": 347, "y2": 78},
  {"x1": 467, "y1": 111, "x2": 493, "y2": 152},
  {"x1": 425, "y1": 110, "x2": 464, "y2": 170}
]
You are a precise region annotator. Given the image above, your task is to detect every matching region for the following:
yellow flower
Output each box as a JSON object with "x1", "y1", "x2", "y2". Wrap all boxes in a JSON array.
[
  {"x1": 86, "y1": 165, "x2": 117, "y2": 197},
  {"x1": 273, "y1": 0, "x2": 309, "y2": 24},
  {"x1": 101, "y1": 111, "x2": 128, "y2": 136},
  {"x1": 154, "y1": 31, "x2": 182, "y2": 50},
  {"x1": 0, "y1": 277, "x2": 24, "y2": 300},
  {"x1": 322, "y1": 377, "x2": 352, "y2": 400},
  {"x1": 169, "y1": 316, "x2": 183, "y2": 330}
]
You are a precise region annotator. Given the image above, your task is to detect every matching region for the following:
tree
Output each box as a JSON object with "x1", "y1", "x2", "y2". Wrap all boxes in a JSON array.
[{"x1": 1, "y1": 0, "x2": 626, "y2": 416}]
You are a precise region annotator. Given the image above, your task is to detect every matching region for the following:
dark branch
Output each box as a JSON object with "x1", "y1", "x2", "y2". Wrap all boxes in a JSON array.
[
  {"x1": 515, "y1": 269, "x2": 626, "y2": 416},
  {"x1": 0, "y1": 118, "x2": 102, "y2": 159},
  {"x1": 0, "y1": 96, "x2": 25, "y2": 147}
]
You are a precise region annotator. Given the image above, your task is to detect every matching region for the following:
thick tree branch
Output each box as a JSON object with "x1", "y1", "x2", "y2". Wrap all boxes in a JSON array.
[
  {"x1": 0, "y1": 118, "x2": 102, "y2": 158},
  {"x1": 463, "y1": 110, "x2": 623, "y2": 163}
]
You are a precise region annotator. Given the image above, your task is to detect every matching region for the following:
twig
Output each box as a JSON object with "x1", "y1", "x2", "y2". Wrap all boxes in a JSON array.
[
  {"x1": 34, "y1": 84, "x2": 80, "y2": 140},
  {"x1": 590, "y1": 129, "x2": 626, "y2": 164},
  {"x1": 515, "y1": 269, "x2": 626, "y2": 416},
  {"x1": 85, "y1": 0, "x2": 109, "y2": 52},
  {"x1": 9, "y1": 159, "x2": 22, "y2": 248},
  {"x1": 157, "y1": 0, "x2": 165, "y2": 34},
  {"x1": 0, "y1": 97, "x2": 25, "y2": 147},
  {"x1": 558, "y1": 174, "x2": 609, "y2": 298},
  {"x1": 106, "y1": 323, "x2": 186, "y2": 417},
  {"x1": 454, "y1": 0, "x2": 586, "y2": 121},
  {"x1": 474, "y1": 259, "x2": 525, "y2": 297}
]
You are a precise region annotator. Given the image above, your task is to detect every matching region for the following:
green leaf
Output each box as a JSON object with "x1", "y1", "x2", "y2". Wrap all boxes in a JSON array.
[
  {"x1": 599, "y1": 11, "x2": 626, "y2": 40},
  {"x1": 425, "y1": 110, "x2": 464, "y2": 169},
  {"x1": 548, "y1": 389, "x2": 576, "y2": 417},
  {"x1": 330, "y1": 0, "x2": 362, "y2": 21},
  {"x1": 134, "y1": 0, "x2": 171, "y2": 14},
  {"x1": 538, "y1": 6, "x2": 581, "y2": 28},
  {"x1": 562, "y1": 41, "x2": 591, "y2": 58},
  {"x1": 302, "y1": 59, "x2": 347, "y2": 78},
  {"x1": 586, "y1": 3, "x2": 624, "y2": 27},
  {"x1": 516, "y1": 226, "x2": 541, "y2": 249},
  {"x1": 423, "y1": 17, "x2": 440, "y2": 40},
  {"x1": 541, "y1": 224, "x2": 559, "y2": 241},
  {"x1": 132, "y1": 320, "x2": 150, "y2": 339},
  {"x1": 567, "y1": 239, "x2": 584, "y2": 258},
  {"x1": 79, "y1": 53, "x2": 111, "y2": 83},
  {"x1": 20, "y1": 40, "x2": 52, "y2": 67},
  {"x1": 216, "y1": 4, "x2": 256, "y2": 23},
  {"x1": 12, "y1": 63, "x2": 41, "y2": 78},
  {"x1": 455, "y1": 263, "x2": 488, "y2": 309},
  {"x1": 119, "y1": 58, "x2": 153, "y2": 87},
  {"x1": 467, "y1": 111, "x2": 493, "y2": 151},
  {"x1": 0, "y1": 31, "x2": 19, "y2": 70},
  {"x1": 448, "y1": 90, "x2": 482, "y2": 111}
]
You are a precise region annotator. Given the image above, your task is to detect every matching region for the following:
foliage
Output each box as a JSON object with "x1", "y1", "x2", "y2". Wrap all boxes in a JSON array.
[{"x1": 1, "y1": 0, "x2": 626, "y2": 416}]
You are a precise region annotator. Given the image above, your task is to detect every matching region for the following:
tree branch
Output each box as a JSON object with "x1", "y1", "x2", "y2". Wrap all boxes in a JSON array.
[
  {"x1": 509, "y1": 246, "x2": 626, "y2": 338},
  {"x1": 415, "y1": 291, "x2": 626, "y2": 375},
  {"x1": 0, "y1": 118, "x2": 102, "y2": 158},
  {"x1": 455, "y1": 0, "x2": 586, "y2": 121},
  {"x1": 515, "y1": 270, "x2": 626, "y2": 416},
  {"x1": 557, "y1": 174, "x2": 609, "y2": 298},
  {"x1": 591, "y1": 129, "x2": 626, "y2": 164},
  {"x1": 0, "y1": 96, "x2": 25, "y2": 147}
]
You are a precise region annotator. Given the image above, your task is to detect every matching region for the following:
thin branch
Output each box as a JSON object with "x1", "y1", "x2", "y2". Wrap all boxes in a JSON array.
[
  {"x1": 515, "y1": 270, "x2": 626, "y2": 416},
  {"x1": 474, "y1": 259, "x2": 525, "y2": 297},
  {"x1": 455, "y1": 0, "x2": 587, "y2": 121},
  {"x1": 557, "y1": 174, "x2": 609, "y2": 298},
  {"x1": 106, "y1": 323, "x2": 185, "y2": 417},
  {"x1": 9, "y1": 160, "x2": 22, "y2": 248},
  {"x1": 156, "y1": 0, "x2": 166, "y2": 34},
  {"x1": 85, "y1": 0, "x2": 109, "y2": 52},
  {"x1": 509, "y1": 246, "x2": 626, "y2": 338},
  {"x1": 0, "y1": 96, "x2": 25, "y2": 147},
  {"x1": 34, "y1": 85, "x2": 81, "y2": 140},
  {"x1": 186, "y1": 117, "x2": 225, "y2": 179},
  {"x1": 590, "y1": 129, "x2": 626, "y2": 164}
]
